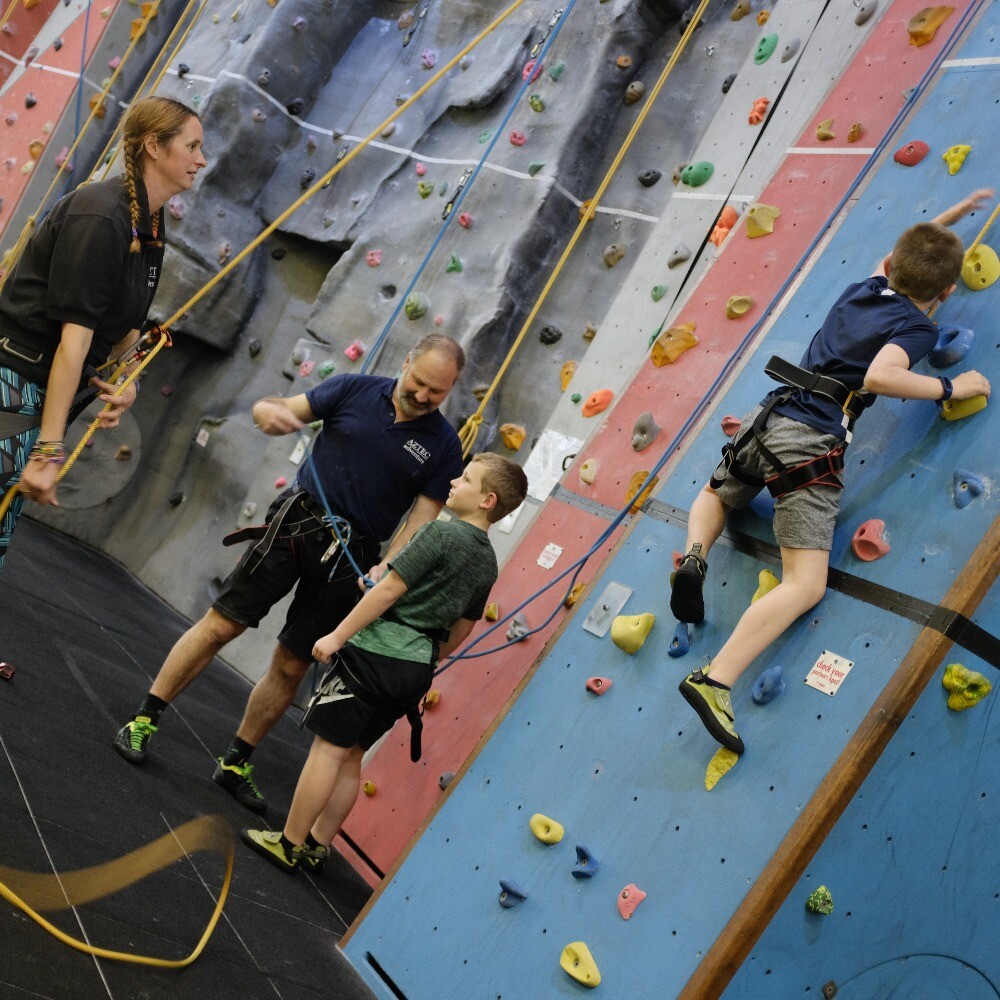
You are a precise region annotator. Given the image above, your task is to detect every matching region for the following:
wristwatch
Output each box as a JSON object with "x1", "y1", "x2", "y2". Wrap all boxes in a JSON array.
[{"x1": 938, "y1": 375, "x2": 953, "y2": 401}]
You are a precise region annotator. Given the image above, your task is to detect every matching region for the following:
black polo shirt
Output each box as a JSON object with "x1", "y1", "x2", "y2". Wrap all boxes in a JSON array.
[
  {"x1": 0, "y1": 176, "x2": 164, "y2": 385},
  {"x1": 301, "y1": 373, "x2": 463, "y2": 542}
]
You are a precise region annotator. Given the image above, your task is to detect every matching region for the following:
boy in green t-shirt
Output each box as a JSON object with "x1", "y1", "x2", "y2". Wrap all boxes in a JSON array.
[{"x1": 242, "y1": 452, "x2": 528, "y2": 874}]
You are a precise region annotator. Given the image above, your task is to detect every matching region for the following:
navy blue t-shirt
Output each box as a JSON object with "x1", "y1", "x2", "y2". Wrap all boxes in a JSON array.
[
  {"x1": 300, "y1": 373, "x2": 463, "y2": 541},
  {"x1": 768, "y1": 276, "x2": 939, "y2": 439}
]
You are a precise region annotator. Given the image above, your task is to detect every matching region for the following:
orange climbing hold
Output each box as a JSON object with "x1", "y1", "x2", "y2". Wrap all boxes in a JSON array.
[
  {"x1": 625, "y1": 470, "x2": 659, "y2": 513},
  {"x1": 564, "y1": 582, "x2": 586, "y2": 607},
  {"x1": 710, "y1": 205, "x2": 739, "y2": 246},
  {"x1": 500, "y1": 423, "x2": 526, "y2": 450},
  {"x1": 907, "y1": 5, "x2": 953, "y2": 46},
  {"x1": 560, "y1": 360, "x2": 576, "y2": 391},
  {"x1": 893, "y1": 140, "x2": 930, "y2": 166},
  {"x1": 650, "y1": 321, "x2": 697, "y2": 366},
  {"x1": 851, "y1": 519, "x2": 890, "y2": 561},
  {"x1": 89, "y1": 95, "x2": 106, "y2": 119},
  {"x1": 747, "y1": 97, "x2": 770, "y2": 126},
  {"x1": 756, "y1": 10, "x2": 770, "y2": 24},
  {"x1": 582, "y1": 389, "x2": 613, "y2": 417},
  {"x1": 847, "y1": 122, "x2": 863, "y2": 143}
]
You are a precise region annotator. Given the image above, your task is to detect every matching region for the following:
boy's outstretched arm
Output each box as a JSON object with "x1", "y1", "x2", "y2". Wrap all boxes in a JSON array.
[
  {"x1": 440, "y1": 618, "x2": 476, "y2": 658},
  {"x1": 864, "y1": 344, "x2": 992, "y2": 401},
  {"x1": 313, "y1": 570, "x2": 410, "y2": 663}
]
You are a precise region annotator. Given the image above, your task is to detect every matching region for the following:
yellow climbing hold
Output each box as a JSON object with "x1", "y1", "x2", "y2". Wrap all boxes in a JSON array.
[
  {"x1": 705, "y1": 747, "x2": 740, "y2": 791},
  {"x1": 942, "y1": 662, "x2": 992, "y2": 711},
  {"x1": 907, "y1": 5, "x2": 953, "y2": 46},
  {"x1": 530, "y1": 813, "x2": 564, "y2": 844},
  {"x1": 560, "y1": 360, "x2": 577, "y2": 391},
  {"x1": 484, "y1": 602, "x2": 499, "y2": 621},
  {"x1": 560, "y1": 942, "x2": 602, "y2": 988},
  {"x1": 940, "y1": 395, "x2": 988, "y2": 421},
  {"x1": 362, "y1": 780, "x2": 377, "y2": 796},
  {"x1": 579, "y1": 458, "x2": 598, "y2": 485},
  {"x1": 625, "y1": 470, "x2": 659, "y2": 513},
  {"x1": 500, "y1": 423, "x2": 526, "y2": 450},
  {"x1": 815, "y1": 118, "x2": 835, "y2": 142},
  {"x1": 650, "y1": 321, "x2": 697, "y2": 366},
  {"x1": 752, "y1": 569, "x2": 780, "y2": 603},
  {"x1": 611, "y1": 613, "x2": 655, "y2": 654},
  {"x1": 564, "y1": 582, "x2": 586, "y2": 608},
  {"x1": 725, "y1": 295, "x2": 754, "y2": 320},
  {"x1": 942, "y1": 144, "x2": 971, "y2": 175},
  {"x1": 961, "y1": 244, "x2": 999, "y2": 291},
  {"x1": 746, "y1": 204, "x2": 780, "y2": 238}
]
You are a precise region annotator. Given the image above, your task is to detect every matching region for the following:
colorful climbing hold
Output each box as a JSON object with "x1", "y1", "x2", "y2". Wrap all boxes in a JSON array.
[
  {"x1": 299, "y1": 360, "x2": 315, "y2": 378},
  {"x1": 638, "y1": 169, "x2": 661, "y2": 187},
  {"x1": 651, "y1": 284, "x2": 668, "y2": 302},
  {"x1": 458, "y1": 212, "x2": 473, "y2": 228},
  {"x1": 507, "y1": 613, "x2": 529, "y2": 641},
  {"x1": 617, "y1": 884, "x2": 646, "y2": 920},
  {"x1": 746, "y1": 203, "x2": 780, "y2": 238},
  {"x1": 626, "y1": 470, "x2": 658, "y2": 513},
  {"x1": 754, "y1": 34, "x2": 778, "y2": 65},
  {"x1": 527, "y1": 161, "x2": 545, "y2": 177},
  {"x1": 611, "y1": 613, "x2": 655, "y2": 654},
  {"x1": 907, "y1": 5, "x2": 953, "y2": 46},
  {"x1": 705, "y1": 747, "x2": 740, "y2": 790},
  {"x1": 548, "y1": 62, "x2": 565, "y2": 81},
  {"x1": 667, "y1": 621, "x2": 691, "y2": 659},
  {"x1": 417, "y1": 180, "x2": 434, "y2": 198},
  {"x1": 930, "y1": 325, "x2": 974, "y2": 368},
  {"x1": 522, "y1": 59, "x2": 543, "y2": 82},
  {"x1": 806, "y1": 885, "x2": 834, "y2": 915},
  {"x1": 721, "y1": 415, "x2": 742, "y2": 436},
  {"x1": 344, "y1": 339, "x2": 365, "y2": 362},
  {"x1": 570, "y1": 392, "x2": 583, "y2": 405},
  {"x1": 942, "y1": 662, "x2": 992, "y2": 711},
  {"x1": 816, "y1": 118, "x2": 835, "y2": 142},
  {"x1": 893, "y1": 140, "x2": 930, "y2": 166},
  {"x1": 631, "y1": 411, "x2": 660, "y2": 452},
  {"x1": 756, "y1": 9, "x2": 770, "y2": 24},
  {"x1": 404, "y1": 293, "x2": 429, "y2": 320},
  {"x1": 28, "y1": 140, "x2": 44, "y2": 161},
  {"x1": 366, "y1": 249, "x2": 382, "y2": 267},
  {"x1": 583, "y1": 322, "x2": 597, "y2": 341},
  {"x1": 421, "y1": 49, "x2": 437, "y2": 69},
  {"x1": 317, "y1": 360, "x2": 335, "y2": 378},
  {"x1": 362, "y1": 780, "x2": 376, "y2": 796},
  {"x1": 582, "y1": 389, "x2": 613, "y2": 417},
  {"x1": 616, "y1": 54, "x2": 633, "y2": 68},
  {"x1": 603, "y1": 243, "x2": 626, "y2": 268},
  {"x1": 530, "y1": 813, "x2": 564, "y2": 844},
  {"x1": 445, "y1": 254, "x2": 463, "y2": 274},
  {"x1": 680, "y1": 161, "x2": 714, "y2": 188},
  {"x1": 752, "y1": 569, "x2": 780, "y2": 603},
  {"x1": 651, "y1": 322, "x2": 698, "y2": 366},
  {"x1": 730, "y1": 0, "x2": 750, "y2": 20},
  {"x1": 851, "y1": 518, "x2": 890, "y2": 561},
  {"x1": 752, "y1": 663, "x2": 786, "y2": 704},
  {"x1": 560, "y1": 942, "x2": 601, "y2": 988},
  {"x1": 625, "y1": 80, "x2": 646, "y2": 105},
  {"x1": 847, "y1": 122, "x2": 863, "y2": 143},
  {"x1": 510, "y1": 130, "x2": 527, "y2": 147},
  {"x1": 961, "y1": 244, "x2": 1000, "y2": 291},
  {"x1": 579, "y1": 458, "x2": 598, "y2": 485},
  {"x1": 484, "y1": 603, "x2": 499, "y2": 622},
  {"x1": 748, "y1": 97, "x2": 770, "y2": 126},
  {"x1": 940, "y1": 394, "x2": 988, "y2": 421},
  {"x1": 942, "y1": 143, "x2": 971, "y2": 175},
  {"x1": 572, "y1": 845, "x2": 600, "y2": 879},
  {"x1": 274, "y1": 476, "x2": 288, "y2": 489},
  {"x1": 423, "y1": 689, "x2": 441, "y2": 708},
  {"x1": 725, "y1": 295, "x2": 754, "y2": 320},
  {"x1": 560, "y1": 360, "x2": 576, "y2": 391},
  {"x1": 586, "y1": 676, "x2": 612, "y2": 695},
  {"x1": 54, "y1": 147, "x2": 73, "y2": 172},
  {"x1": 500, "y1": 423, "x2": 526, "y2": 450},
  {"x1": 952, "y1": 469, "x2": 984, "y2": 509},
  {"x1": 498, "y1": 879, "x2": 528, "y2": 908},
  {"x1": 529, "y1": 93, "x2": 545, "y2": 112}
]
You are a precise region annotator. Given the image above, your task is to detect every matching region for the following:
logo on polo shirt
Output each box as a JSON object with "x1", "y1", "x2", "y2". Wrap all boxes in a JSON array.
[
  {"x1": 147, "y1": 265, "x2": 158, "y2": 288},
  {"x1": 404, "y1": 439, "x2": 431, "y2": 464}
]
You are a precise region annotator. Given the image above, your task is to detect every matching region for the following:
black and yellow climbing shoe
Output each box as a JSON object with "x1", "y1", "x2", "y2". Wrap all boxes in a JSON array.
[{"x1": 679, "y1": 670, "x2": 744, "y2": 755}]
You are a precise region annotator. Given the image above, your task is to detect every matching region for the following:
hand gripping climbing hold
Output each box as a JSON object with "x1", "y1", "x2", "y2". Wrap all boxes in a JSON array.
[
  {"x1": 752, "y1": 663, "x2": 785, "y2": 704},
  {"x1": 500, "y1": 423, "x2": 526, "y2": 450},
  {"x1": 507, "y1": 613, "x2": 530, "y2": 641},
  {"x1": 942, "y1": 662, "x2": 992, "y2": 711},
  {"x1": 893, "y1": 140, "x2": 930, "y2": 166},
  {"x1": 907, "y1": 5, "x2": 953, "y2": 46},
  {"x1": 754, "y1": 34, "x2": 778, "y2": 64},
  {"x1": 498, "y1": 879, "x2": 528, "y2": 908},
  {"x1": 651, "y1": 322, "x2": 697, "y2": 366},
  {"x1": 667, "y1": 621, "x2": 691, "y2": 659},
  {"x1": 940, "y1": 395, "x2": 988, "y2": 421},
  {"x1": 851, "y1": 519, "x2": 890, "y2": 561},
  {"x1": 582, "y1": 389, "x2": 613, "y2": 417},
  {"x1": 705, "y1": 747, "x2": 739, "y2": 790},
  {"x1": 560, "y1": 942, "x2": 601, "y2": 988},
  {"x1": 680, "y1": 161, "x2": 714, "y2": 187},
  {"x1": 752, "y1": 569, "x2": 780, "y2": 602},
  {"x1": 952, "y1": 469, "x2": 984, "y2": 509},
  {"x1": 942, "y1": 144, "x2": 971, "y2": 175},
  {"x1": 806, "y1": 885, "x2": 834, "y2": 915},
  {"x1": 721, "y1": 415, "x2": 742, "y2": 436},
  {"x1": 747, "y1": 98, "x2": 770, "y2": 126},
  {"x1": 746, "y1": 203, "x2": 780, "y2": 238},
  {"x1": 961, "y1": 244, "x2": 1000, "y2": 291},
  {"x1": 530, "y1": 813, "x2": 564, "y2": 844},
  {"x1": 631, "y1": 412, "x2": 660, "y2": 452},
  {"x1": 815, "y1": 118, "x2": 835, "y2": 142},
  {"x1": 586, "y1": 676, "x2": 612, "y2": 695},
  {"x1": 617, "y1": 884, "x2": 647, "y2": 920},
  {"x1": 579, "y1": 459, "x2": 598, "y2": 485},
  {"x1": 930, "y1": 325, "x2": 974, "y2": 368},
  {"x1": 572, "y1": 845, "x2": 600, "y2": 878},
  {"x1": 626, "y1": 471, "x2": 659, "y2": 513},
  {"x1": 611, "y1": 613, "x2": 655, "y2": 654},
  {"x1": 725, "y1": 295, "x2": 754, "y2": 320}
]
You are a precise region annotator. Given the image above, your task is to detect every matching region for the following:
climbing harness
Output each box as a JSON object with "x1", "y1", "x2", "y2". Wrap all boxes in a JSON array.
[{"x1": 709, "y1": 355, "x2": 867, "y2": 500}]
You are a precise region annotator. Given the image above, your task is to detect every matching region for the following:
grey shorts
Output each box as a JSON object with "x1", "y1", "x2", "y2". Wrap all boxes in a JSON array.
[{"x1": 712, "y1": 404, "x2": 844, "y2": 551}]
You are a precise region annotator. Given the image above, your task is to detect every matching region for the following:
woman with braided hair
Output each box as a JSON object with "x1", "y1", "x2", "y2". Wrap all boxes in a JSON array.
[{"x1": 0, "y1": 95, "x2": 205, "y2": 572}]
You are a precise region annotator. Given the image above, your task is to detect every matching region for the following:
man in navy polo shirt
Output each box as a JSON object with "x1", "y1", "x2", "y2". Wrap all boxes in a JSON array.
[{"x1": 114, "y1": 334, "x2": 466, "y2": 812}]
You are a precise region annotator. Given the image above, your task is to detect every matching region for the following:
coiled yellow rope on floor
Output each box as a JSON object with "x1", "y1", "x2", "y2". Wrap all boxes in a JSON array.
[
  {"x1": 457, "y1": 0, "x2": 714, "y2": 457},
  {"x1": 0, "y1": 815, "x2": 234, "y2": 968}
]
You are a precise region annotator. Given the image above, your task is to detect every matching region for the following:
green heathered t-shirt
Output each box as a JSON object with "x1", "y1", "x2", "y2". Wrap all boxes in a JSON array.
[{"x1": 348, "y1": 517, "x2": 498, "y2": 664}]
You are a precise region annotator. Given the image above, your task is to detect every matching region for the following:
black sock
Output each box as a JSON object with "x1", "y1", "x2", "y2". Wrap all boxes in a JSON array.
[
  {"x1": 704, "y1": 675, "x2": 731, "y2": 691},
  {"x1": 138, "y1": 693, "x2": 169, "y2": 724},
  {"x1": 279, "y1": 832, "x2": 300, "y2": 856},
  {"x1": 305, "y1": 832, "x2": 324, "y2": 851},
  {"x1": 222, "y1": 737, "x2": 255, "y2": 767}
]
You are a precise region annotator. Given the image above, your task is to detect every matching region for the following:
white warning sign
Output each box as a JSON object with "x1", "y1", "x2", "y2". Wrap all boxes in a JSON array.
[{"x1": 804, "y1": 650, "x2": 855, "y2": 696}]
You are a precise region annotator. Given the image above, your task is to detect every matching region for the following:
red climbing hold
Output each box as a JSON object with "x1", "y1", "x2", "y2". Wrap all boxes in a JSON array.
[
  {"x1": 522, "y1": 59, "x2": 543, "y2": 82},
  {"x1": 893, "y1": 140, "x2": 930, "y2": 166},
  {"x1": 851, "y1": 519, "x2": 890, "y2": 561},
  {"x1": 586, "y1": 677, "x2": 612, "y2": 695}
]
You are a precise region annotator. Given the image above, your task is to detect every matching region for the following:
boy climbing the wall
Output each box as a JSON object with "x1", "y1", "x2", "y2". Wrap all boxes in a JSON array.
[
  {"x1": 241, "y1": 453, "x2": 528, "y2": 873},
  {"x1": 671, "y1": 189, "x2": 994, "y2": 756}
]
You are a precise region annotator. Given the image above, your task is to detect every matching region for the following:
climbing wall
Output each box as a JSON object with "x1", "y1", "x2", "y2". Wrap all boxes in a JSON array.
[
  {"x1": 342, "y1": 2, "x2": 1000, "y2": 996},
  {"x1": 340, "y1": 0, "x2": 982, "y2": 880}
]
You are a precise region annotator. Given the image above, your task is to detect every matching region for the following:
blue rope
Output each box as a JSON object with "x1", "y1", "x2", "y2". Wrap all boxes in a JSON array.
[
  {"x1": 360, "y1": 0, "x2": 579, "y2": 374},
  {"x1": 433, "y1": 0, "x2": 984, "y2": 674}
]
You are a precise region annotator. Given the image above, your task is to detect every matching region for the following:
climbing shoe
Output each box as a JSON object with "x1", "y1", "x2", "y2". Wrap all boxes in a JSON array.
[
  {"x1": 112, "y1": 716, "x2": 157, "y2": 765},
  {"x1": 300, "y1": 843, "x2": 329, "y2": 876},
  {"x1": 670, "y1": 551, "x2": 707, "y2": 625},
  {"x1": 213, "y1": 759, "x2": 268, "y2": 813},
  {"x1": 678, "y1": 670, "x2": 745, "y2": 755},
  {"x1": 240, "y1": 829, "x2": 305, "y2": 875}
]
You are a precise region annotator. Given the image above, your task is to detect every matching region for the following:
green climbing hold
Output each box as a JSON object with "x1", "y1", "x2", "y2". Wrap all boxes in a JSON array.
[
  {"x1": 806, "y1": 886, "x2": 834, "y2": 915},
  {"x1": 446, "y1": 254, "x2": 463, "y2": 273},
  {"x1": 942, "y1": 662, "x2": 992, "y2": 711},
  {"x1": 479, "y1": 129, "x2": 493, "y2": 143},
  {"x1": 754, "y1": 34, "x2": 778, "y2": 64},
  {"x1": 317, "y1": 360, "x2": 336, "y2": 378},
  {"x1": 528, "y1": 161, "x2": 545, "y2": 177},
  {"x1": 417, "y1": 181, "x2": 434, "y2": 198},
  {"x1": 571, "y1": 393, "x2": 582, "y2": 404},
  {"x1": 529, "y1": 93, "x2": 545, "y2": 112},
  {"x1": 548, "y1": 62, "x2": 565, "y2": 81},
  {"x1": 680, "y1": 161, "x2": 714, "y2": 187},
  {"x1": 651, "y1": 285, "x2": 668, "y2": 302},
  {"x1": 404, "y1": 292, "x2": 429, "y2": 320}
]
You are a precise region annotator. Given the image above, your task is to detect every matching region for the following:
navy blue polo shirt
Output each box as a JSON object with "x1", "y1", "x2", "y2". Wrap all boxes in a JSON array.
[
  {"x1": 768, "y1": 276, "x2": 938, "y2": 439},
  {"x1": 300, "y1": 373, "x2": 463, "y2": 541}
]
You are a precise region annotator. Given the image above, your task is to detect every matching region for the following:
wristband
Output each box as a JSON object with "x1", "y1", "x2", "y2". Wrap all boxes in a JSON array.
[
  {"x1": 28, "y1": 440, "x2": 65, "y2": 465},
  {"x1": 938, "y1": 375, "x2": 953, "y2": 401}
]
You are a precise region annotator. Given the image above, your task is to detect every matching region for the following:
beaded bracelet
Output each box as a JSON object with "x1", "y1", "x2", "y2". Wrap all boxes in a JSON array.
[{"x1": 28, "y1": 440, "x2": 66, "y2": 465}]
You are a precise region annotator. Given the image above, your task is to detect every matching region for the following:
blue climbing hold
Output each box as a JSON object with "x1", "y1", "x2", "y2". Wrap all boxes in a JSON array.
[
  {"x1": 572, "y1": 845, "x2": 601, "y2": 879},
  {"x1": 667, "y1": 621, "x2": 691, "y2": 659},
  {"x1": 749, "y1": 493, "x2": 775, "y2": 519},
  {"x1": 498, "y1": 878, "x2": 528, "y2": 908},
  {"x1": 929, "y1": 325, "x2": 974, "y2": 368},
  {"x1": 752, "y1": 663, "x2": 785, "y2": 705},
  {"x1": 953, "y1": 469, "x2": 984, "y2": 510}
]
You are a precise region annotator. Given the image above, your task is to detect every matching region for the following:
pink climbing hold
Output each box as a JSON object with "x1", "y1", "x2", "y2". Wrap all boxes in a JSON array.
[
  {"x1": 54, "y1": 147, "x2": 73, "y2": 171},
  {"x1": 458, "y1": 212, "x2": 473, "y2": 228},
  {"x1": 274, "y1": 476, "x2": 288, "y2": 489},
  {"x1": 344, "y1": 339, "x2": 365, "y2": 362},
  {"x1": 672, "y1": 550, "x2": 684, "y2": 570},
  {"x1": 299, "y1": 360, "x2": 316, "y2": 377},
  {"x1": 366, "y1": 249, "x2": 382, "y2": 267},
  {"x1": 108, "y1": 55, "x2": 121, "y2": 70},
  {"x1": 893, "y1": 140, "x2": 930, "y2": 166},
  {"x1": 586, "y1": 677, "x2": 612, "y2": 696},
  {"x1": 433, "y1": 314, "x2": 445, "y2": 326},
  {"x1": 415, "y1": 162, "x2": 427, "y2": 176},
  {"x1": 617, "y1": 883, "x2": 647, "y2": 920},
  {"x1": 421, "y1": 49, "x2": 437, "y2": 69},
  {"x1": 851, "y1": 519, "x2": 890, "y2": 561},
  {"x1": 721, "y1": 415, "x2": 742, "y2": 436},
  {"x1": 522, "y1": 59, "x2": 543, "y2": 82},
  {"x1": 510, "y1": 130, "x2": 527, "y2": 147}
]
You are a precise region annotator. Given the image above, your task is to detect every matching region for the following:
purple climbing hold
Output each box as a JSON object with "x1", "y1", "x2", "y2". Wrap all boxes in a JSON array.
[
  {"x1": 953, "y1": 469, "x2": 984, "y2": 509},
  {"x1": 929, "y1": 325, "x2": 974, "y2": 368},
  {"x1": 752, "y1": 663, "x2": 785, "y2": 704},
  {"x1": 667, "y1": 621, "x2": 690, "y2": 659}
]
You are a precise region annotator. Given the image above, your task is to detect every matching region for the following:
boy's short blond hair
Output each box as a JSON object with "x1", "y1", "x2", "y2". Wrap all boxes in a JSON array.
[
  {"x1": 471, "y1": 453, "x2": 528, "y2": 523},
  {"x1": 889, "y1": 222, "x2": 964, "y2": 302}
]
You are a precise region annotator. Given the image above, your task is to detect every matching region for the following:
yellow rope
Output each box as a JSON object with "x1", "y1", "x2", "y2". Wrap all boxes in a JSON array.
[
  {"x1": 0, "y1": 0, "x2": 162, "y2": 293},
  {"x1": 457, "y1": 0, "x2": 714, "y2": 456},
  {"x1": 93, "y1": 0, "x2": 211, "y2": 180},
  {"x1": 0, "y1": 815, "x2": 234, "y2": 968},
  {"x1": 968, "y1": 198, "x2": 1000, "y2": 253},
  {"x1": 0, "y1": 0, "x2": 22, "y2": 38}
]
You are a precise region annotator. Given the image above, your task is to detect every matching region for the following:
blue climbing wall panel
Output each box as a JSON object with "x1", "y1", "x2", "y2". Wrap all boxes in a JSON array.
[{"x1": 344, "y1": 7, "x2": 1000, "y2": 997}]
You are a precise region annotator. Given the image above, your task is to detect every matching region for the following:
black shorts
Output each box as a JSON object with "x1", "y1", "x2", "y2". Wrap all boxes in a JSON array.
[
  {"x1": 305, "y1": 645, "x2": 433, "y2": 751},
  {"x1": 212, "y1": 489, "x2": 381, "y2": 661}
]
